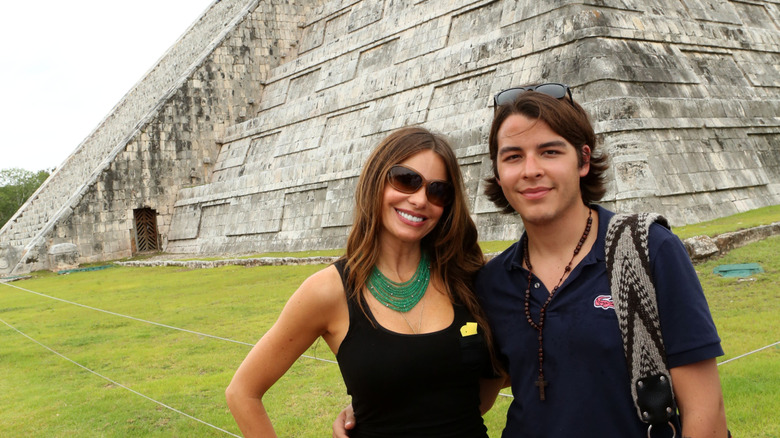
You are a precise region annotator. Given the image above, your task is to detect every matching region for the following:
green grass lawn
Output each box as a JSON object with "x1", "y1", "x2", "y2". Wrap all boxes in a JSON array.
[
  {"x1": 1, "y1": 206, "x2": 778, "y2": 437},
  {"x1": 671, "y1": 204, "x2": 780, "y2": 240}
]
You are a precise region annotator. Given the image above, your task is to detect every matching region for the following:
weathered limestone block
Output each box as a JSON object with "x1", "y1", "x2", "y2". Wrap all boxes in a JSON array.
[
  {"x1": 683, "y1": 235, "x2": 720, "y2": 261},
  {"x1": 47, "y1": 243, "x2": 80, "y2": 272},
  {"x1": 0, "y1": 243, "x2": 21, "y2": 273},
  {"x1": 684, "y1": 222, "x2": 780, "y2": 261},
  {"x1": 714, "y1": 223, "x2": 780, "y2": 254}
]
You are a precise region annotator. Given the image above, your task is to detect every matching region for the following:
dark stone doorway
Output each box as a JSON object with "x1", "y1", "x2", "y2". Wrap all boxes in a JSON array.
[{"x1": 133, "y1": 208, "x2": 160, "y2": 253}]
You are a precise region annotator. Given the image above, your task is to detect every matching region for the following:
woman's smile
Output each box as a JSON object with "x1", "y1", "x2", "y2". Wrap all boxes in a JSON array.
[{"x1": 396, "y1": 208, "x2": 426, "y2": 224}]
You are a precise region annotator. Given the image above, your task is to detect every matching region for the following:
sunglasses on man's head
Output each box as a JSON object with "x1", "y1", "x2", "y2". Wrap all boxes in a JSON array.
[
  {"x1": 493, "y1": 83, "x2": 574, "y2": 109},
  {"x1": 387, "y1": 164, "x2": 454, "y2": 207}
]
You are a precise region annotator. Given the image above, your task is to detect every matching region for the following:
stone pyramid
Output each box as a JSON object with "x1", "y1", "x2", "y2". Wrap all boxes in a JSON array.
[{"x1": 1, "y1": 0, "x2": 778, "y2": 275}]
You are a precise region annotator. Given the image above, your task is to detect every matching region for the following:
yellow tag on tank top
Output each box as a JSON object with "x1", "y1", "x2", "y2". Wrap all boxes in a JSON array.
[{"x1": 460, "y1": 322, "x2": 478, "y2": 336}]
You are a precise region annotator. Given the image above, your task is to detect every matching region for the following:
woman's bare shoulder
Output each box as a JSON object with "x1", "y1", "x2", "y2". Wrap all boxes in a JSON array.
[{"x1": 296, "y1": 263, "x2": 347, "y2": 306}]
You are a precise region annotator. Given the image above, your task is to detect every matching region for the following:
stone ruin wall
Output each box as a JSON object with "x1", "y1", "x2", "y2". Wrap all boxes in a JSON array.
[
  {"x1": 0, "y1": 0, "x2": 318, "y2": 273},
  {"x1": 166, "y1": 0, "x2": 780, "y2": 255},
  {"x1": 49, "y1": 2, "x2": 313, "y2": 266},
  {"x1": 1, "y1": 0, "x2": 778, "y2": 274}
]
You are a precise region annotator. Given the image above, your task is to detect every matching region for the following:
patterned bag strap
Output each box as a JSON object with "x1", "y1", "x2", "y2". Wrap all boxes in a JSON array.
[{"x1": 605, "y1": 213, "x2": 678, "y2": 435}]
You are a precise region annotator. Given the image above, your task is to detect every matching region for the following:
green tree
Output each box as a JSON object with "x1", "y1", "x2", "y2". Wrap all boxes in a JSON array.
[{"x1": 0, "y1": 168, "x2": 51, "y2": 229}]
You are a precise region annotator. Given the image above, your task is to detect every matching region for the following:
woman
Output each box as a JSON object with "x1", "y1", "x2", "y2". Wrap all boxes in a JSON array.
[{"x1": 226, "y1": 126, "x2": 501, "y2": 437}]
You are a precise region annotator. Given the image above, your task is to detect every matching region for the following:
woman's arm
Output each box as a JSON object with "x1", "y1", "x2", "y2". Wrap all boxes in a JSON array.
[
  {"x1": 226, "y1": 266, "x2": 345, "y2": 437},
  {"x1": 479, "y1": 375, "x2": 510, "y2": 415},
  {"x1": 670, "y1": 358, "x2": 728, "y2": 438}
]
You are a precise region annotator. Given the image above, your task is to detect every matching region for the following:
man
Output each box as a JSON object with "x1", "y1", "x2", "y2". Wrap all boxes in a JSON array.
[
  {"x1": 334, "y1": 84, "x2": 729, "y2": 437},
  {"x1": 476, "y1": 84, "x2": 728, "y2": 437}
]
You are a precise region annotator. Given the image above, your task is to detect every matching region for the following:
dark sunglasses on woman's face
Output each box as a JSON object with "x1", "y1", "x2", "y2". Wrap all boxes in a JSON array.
[
  {"x1": 493, "y1": 83, "x2": 574, "y2": 109},
  {"x1": 387, "y1": 164, "x2": 454, "y2": 207}
]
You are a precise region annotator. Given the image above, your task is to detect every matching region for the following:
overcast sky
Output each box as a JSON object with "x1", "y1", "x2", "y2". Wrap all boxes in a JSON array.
[{"x1": 0, "y1": 0, "x2": 216, "y2": 172}]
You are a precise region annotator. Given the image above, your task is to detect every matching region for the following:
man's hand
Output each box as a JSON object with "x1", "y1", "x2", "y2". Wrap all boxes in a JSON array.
[{"x1": 332, "y1": 404, "x2": 355, "y2": 437}]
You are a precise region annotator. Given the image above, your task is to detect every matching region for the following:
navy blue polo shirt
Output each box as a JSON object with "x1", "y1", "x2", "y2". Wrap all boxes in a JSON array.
[{"x1": 476, "y1": 205, "x2": 723, "y2": 438}]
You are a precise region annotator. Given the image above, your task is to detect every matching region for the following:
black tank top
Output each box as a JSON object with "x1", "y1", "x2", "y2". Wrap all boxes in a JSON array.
[{"x1": 334, "y1": 260, "x2": 491, "y2": 438}]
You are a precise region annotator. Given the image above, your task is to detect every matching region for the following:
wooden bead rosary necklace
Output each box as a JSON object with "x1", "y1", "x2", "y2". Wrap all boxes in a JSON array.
[{"x1": 523, "y1": 208, "x2": 593, "y2": 401}]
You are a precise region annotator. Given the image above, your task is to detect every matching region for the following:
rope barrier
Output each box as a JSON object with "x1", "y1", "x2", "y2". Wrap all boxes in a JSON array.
[
  {"x1": 7, "y1": 280, "x2": 777, "y2": 368},
  {"x1": 717, "y1": 341, "x2": 780, "y2": 366},
  {"x1": 0, "y1": 282, "x2": 337, "y2": 364},
  {"x1": 2, "y1": 281, "x2": 776, "y2": 406},
  {"x1": 0, "y1": 316, "x2": 241, "y2": 437}
]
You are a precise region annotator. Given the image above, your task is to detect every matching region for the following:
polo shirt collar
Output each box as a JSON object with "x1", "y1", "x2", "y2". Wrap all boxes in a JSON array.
[
  {"x1": 502, "y1": 204, "x2": 614, "y2": 272},
  {"x1": 504, "y1": 234, "x2": 525, "y2": 271}
]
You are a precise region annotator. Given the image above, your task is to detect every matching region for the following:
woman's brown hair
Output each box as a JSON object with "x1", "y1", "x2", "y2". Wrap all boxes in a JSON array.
[
  {"x1": 484, "y1": 91, "x2": 609, "y2": 213},
  {"x1": 342, "y1": 126, "x2": 492, "y2": 355}
]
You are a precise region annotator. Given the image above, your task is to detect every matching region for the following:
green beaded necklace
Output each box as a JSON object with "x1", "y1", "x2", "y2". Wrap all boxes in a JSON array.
[{"x1": 366, "y1": 252, "x2": 430, "y2": 313}]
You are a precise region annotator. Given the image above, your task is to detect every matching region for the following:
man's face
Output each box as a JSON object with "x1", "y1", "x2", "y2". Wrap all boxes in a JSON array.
[{"x1": 495, "y1": 114, "x2": 590, "y2": 226}]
